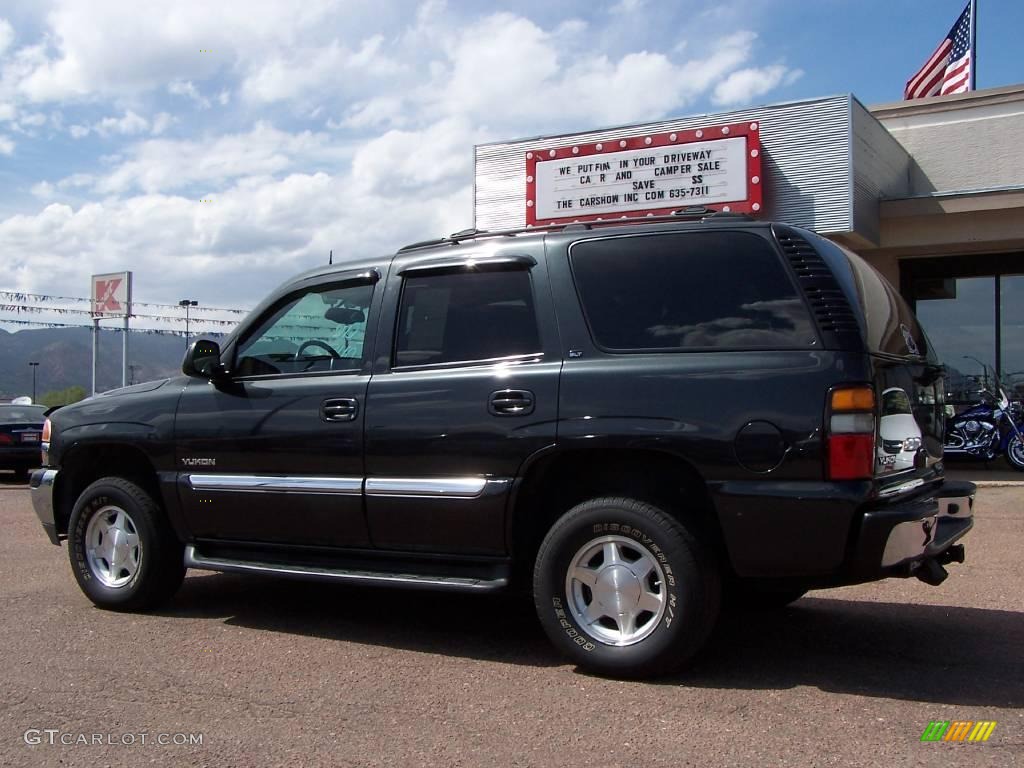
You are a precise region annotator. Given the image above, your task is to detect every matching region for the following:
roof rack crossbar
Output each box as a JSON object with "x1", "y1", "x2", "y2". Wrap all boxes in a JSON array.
[{"x1": 397, "y1": 209, "x2": 754, "y2": 252}]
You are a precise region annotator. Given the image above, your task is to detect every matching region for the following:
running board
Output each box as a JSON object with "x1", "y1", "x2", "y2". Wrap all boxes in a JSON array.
[{"x1": 183, "y1": 545, "x2": 509, "y2": 593}]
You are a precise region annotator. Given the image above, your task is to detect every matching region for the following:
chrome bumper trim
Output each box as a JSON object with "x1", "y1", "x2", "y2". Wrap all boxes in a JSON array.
[
  {"x1": 880, "y1": 491, "x2": 974, "y2": 567},
  {"x1": 187, "y1": 474, "x2": 362, "y2": 494},
  {"x1": 183, "y1": 545, "x2": 508, "y2": 592},
  {"x1": 365, "y1": 476, "x2": 490, "y2": 498},
  {"x1": 30, "y1": 468, "x2": 59, "y2": 545}
]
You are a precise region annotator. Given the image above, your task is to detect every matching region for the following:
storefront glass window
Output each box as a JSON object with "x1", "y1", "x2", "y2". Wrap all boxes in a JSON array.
[
  {"x1": 913, "y1": 277, "x2": 995, "y2": 403},
  {"x1": 1000, "y1": 275, "x2": 1024, "y2": 400}
]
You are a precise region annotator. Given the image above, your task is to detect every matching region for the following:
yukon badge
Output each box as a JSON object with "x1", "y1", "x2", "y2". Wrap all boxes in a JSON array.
[
  {"x1": 900, "y1": 324, "x2": 920, "y2": 356},
  {"x1": 181, "y1": 457, "x2": 216, "y2": 467}
]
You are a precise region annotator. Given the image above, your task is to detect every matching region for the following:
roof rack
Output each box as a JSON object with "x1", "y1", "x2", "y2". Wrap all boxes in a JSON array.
[{"x1": 397, "y1": 207, "x2": 755, "y2": 252}]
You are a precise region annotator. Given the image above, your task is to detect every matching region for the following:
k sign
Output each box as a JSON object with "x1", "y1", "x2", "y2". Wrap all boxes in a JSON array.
[{"x1": 91, "y1": 272, "x2": 132, "y2": 318}]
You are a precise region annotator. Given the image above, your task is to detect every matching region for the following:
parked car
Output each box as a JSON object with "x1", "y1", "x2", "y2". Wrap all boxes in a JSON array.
[
  {"x1": 30, "y1": 212, "x2": 975, "y2": 678},
  {"x1": 0, "y1": 403, "x2": 46, "y2": 481},
  {"x1": 878, "y1": 387, "x2": 924, "y2": 473}
]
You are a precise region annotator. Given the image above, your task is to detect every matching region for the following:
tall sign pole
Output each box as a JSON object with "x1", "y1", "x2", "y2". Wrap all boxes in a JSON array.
[
  {"x1": 91, "y1": 319, "x2": 99, "y2": 396},
  {"x1": 122, "y1": 275, "x2": 132, "y2": 387}
]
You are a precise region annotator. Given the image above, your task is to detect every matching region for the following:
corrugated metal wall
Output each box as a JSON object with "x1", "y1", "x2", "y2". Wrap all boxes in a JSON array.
[
  {"x1": 475, "y1": 94, "x2": 858, "y2": 236},
  {"x1": 852, "y1": 99, "x2": 911, "y2": 246}
]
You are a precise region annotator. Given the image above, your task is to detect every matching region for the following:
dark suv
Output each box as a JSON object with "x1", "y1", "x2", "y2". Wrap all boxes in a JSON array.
[{"x1": 31, "y1": 213, "x2": 975, "y2": 678}]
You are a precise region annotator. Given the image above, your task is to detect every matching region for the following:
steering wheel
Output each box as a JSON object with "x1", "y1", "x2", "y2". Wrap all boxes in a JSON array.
[{"x1": 295, "y1": 339, "x2": 341, "y2": 360}]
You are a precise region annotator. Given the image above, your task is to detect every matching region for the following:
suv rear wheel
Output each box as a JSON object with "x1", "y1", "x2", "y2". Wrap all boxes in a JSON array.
[
  {"x1": 533, "y1": 496, "x2": 720, "y2": 678},
  {"x1": 67, "y1": 477, "x2": 185, "y2": 610}
]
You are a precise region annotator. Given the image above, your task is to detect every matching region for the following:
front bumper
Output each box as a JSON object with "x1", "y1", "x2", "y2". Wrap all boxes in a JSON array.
[
  {"x1": 849, "y1": 479, "x2": 975, "y2": 582},
  {"x1": 30, "y1": 468, "x2": 60, "y2": 545}
]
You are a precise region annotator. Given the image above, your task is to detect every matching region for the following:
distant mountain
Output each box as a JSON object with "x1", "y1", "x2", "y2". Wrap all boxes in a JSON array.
[{"x1": 0, "y1": 327, "x2": 226, "y2": 401}]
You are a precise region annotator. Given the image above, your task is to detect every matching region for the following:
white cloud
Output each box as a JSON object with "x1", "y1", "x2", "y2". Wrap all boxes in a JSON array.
[
  {"x1": 14, "y1": 0, "x2": 346, "y2": 102},
  {"x1": 168, "y1": 80, "x2": 210, "y2": 108},
  {"x1": 68, "y1": 109, "x2": 152, "y2": 138},
  {"x1": 0, "y1": 169, "x2": 470, "y2": 306},
  {"x1": 30, "y1": 181, "x2": 54, "y2": 199},
  {"x1": 82, "y1": 122, "x2": 346, "y2": 195},
  {"x1": 150, "y1": 112, "x2": 173, "y2": 135},
  {"x1": 610, "y1": 0, "x2": 646, "y2": 14},
  {"x1": 19, "y1": 111, "x2": 45, "y2": 126},
  {"x1": 350, "y1": 117, "x2": 478, "y2": 194},
  {"x1": 0, "y1": 19, "x2": 14, "y2": 57},
  {"x1": 0, "y1": 2, "x2": 807, "y2": 310},
  {"x1": 95, "y1": 109, "x2": 149, "y2": 136},
  {"x1": 240, "y1": 37, "x2": 402, "y2": 104},
  {"x1": 712, "y1": 64, "x2": 804, "y2": 106},
  {"x1": 0, "y1": 134, "x2": 13, "y2": 154}
]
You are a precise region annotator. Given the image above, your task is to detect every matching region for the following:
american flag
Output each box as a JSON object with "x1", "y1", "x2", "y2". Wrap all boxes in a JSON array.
[{"x1": 904, "y1": 2, "x2": 974, "y2": 99}]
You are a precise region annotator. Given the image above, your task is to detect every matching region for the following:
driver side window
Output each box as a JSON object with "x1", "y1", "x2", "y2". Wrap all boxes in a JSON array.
[{"x1": 234, "y1": 281, "x2": 374, "y2": 377}]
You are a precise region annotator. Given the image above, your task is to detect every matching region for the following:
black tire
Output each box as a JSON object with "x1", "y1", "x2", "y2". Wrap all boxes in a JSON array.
[
  {"x1": 67, "y1": 477, "x2": 185, "y2": 611},
  {"x1": 533, "y1": 496, "x2": 720, "y2": 679},
  {"x1": 13, "y1": 467, "x2": 30, "y2": 482},
  {"x1": 1005, "y1": 434, "x2": 1024, "y2": 471}
]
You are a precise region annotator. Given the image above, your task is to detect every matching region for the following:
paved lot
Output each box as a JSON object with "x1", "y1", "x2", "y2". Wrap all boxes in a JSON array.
[{"x1": 0, "y1": 473, "x2": 1021, "y2": 767}]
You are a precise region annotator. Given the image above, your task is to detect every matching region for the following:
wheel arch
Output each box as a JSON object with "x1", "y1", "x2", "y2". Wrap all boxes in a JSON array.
[
  {"x1": 508, "y1": 447, "x2": 729, "y2": 586},
  {"x1": 54, "y1": 442, "x2": 163, "y2": 536}
]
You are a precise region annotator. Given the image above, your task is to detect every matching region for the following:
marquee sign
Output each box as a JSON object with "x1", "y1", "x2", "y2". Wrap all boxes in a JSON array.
[
  {"x1": 525, "y1": 121, "x2": 762, "y2": 225},
  {"x1": 91, "y1": 271, "x2": 132, "y2": 318}
]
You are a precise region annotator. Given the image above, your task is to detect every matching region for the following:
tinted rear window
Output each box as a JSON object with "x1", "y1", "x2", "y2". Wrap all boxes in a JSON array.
[
  {"x1": 569, "y1": 232, "x2": 817, "y2": 351},
  {"x1": 0, "y1": 406, "x2": 46, "y2": 421}
]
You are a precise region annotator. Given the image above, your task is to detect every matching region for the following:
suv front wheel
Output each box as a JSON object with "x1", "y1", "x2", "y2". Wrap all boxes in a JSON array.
[
  {"x1": 67, "y1": 477, "x2": 185, "y2": 611},
  {"x1": 533, "y1": 496, "x2": 720, "y2": 678}
]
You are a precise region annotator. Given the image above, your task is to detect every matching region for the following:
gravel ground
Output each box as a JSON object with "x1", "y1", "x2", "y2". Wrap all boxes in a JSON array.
[{"x1": 0, "y1": 475, "x2": 1021, "y2": 767}]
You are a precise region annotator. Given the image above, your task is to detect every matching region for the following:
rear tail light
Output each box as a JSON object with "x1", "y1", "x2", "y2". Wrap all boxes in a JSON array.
[
  {"x1": 0, "y1": 433, "x2": 12, "y2": 445},
  {"x1": 41, "y1": 418, "x2": 51, "y2": 466},
  {"x1": 827, "y1": 386, "x2": 876, "y2": 480}
]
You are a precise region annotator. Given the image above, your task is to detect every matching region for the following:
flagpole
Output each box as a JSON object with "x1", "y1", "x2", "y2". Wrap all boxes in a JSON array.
[{"x1": 969, "y1": 0, "x2": 978, "y2": 90}]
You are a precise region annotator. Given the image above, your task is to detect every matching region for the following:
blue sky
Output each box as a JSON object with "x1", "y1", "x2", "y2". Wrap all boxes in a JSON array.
[{"x1": 0, "y1": 0, "x2": 1021, "y2": 331}]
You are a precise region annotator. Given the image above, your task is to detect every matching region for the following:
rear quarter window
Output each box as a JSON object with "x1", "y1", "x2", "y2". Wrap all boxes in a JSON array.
[{"x1": 569, "y1": 231, "x2": 818, "y2": 352}]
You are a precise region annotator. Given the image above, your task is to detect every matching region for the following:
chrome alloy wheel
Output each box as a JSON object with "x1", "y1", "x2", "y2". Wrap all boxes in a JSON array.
[
  {"x1": 85, "y1": 505, "x2": 142, "y2": 588},
  {"x1": 565, "y1": 535, "x2": 667, "y2": 646}
]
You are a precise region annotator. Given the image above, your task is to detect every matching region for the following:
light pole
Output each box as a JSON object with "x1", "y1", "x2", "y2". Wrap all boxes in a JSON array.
[
  {"x1": 28, "y1": 362, "x2": 39, "y2": 402},
  {"x1": 179, "y1": 299, "x2": 198, "y2": 350}
]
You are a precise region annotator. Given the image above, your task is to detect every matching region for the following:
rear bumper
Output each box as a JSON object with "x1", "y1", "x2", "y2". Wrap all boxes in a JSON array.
[
  {"x1": 848, "y1": 480, "x2": 975, "y2": 582},
  {"x1": 0, "y1": 445, "x2": 41, "y2": 468},
  {"x1": 30, "y1": 468, "x2": 60, "y2": 545}
]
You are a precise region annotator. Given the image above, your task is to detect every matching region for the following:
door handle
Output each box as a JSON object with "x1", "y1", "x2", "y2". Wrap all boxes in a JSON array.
[
  {"x1": 321, "y1": 397, "x2": 359, "y2": 422},
  {"x1": 489, "y1": 389, "x2": 535, "y2": 416}
]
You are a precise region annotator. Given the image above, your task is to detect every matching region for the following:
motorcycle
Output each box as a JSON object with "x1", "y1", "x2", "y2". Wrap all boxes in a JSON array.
[{"x1": 944, "y1": 370, "x2": 1024, "y2": 471}]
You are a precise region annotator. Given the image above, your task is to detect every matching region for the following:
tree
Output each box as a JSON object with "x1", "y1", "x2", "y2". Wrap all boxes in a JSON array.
[{"x1": 38, "y1": 386, "x2": 88, "y2": 407}]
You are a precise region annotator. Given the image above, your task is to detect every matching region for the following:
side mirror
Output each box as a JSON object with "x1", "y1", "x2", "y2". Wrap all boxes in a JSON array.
[{"x1": 182, "y1": 339, "x2": 227, "y2": 380}]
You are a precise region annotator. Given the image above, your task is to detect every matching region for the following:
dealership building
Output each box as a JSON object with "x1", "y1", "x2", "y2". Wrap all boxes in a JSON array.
[{"x1": 473, "y1": 84, "x2": 1024, "y2": 402}]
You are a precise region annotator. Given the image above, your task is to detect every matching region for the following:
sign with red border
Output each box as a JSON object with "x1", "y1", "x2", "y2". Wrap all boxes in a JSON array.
[
  {"x1": 525, "y1": 121, "x2": 762, "y2": 226},
  {"x1": 91, "y1": 271, "x2": 132, "y2": 318}
]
